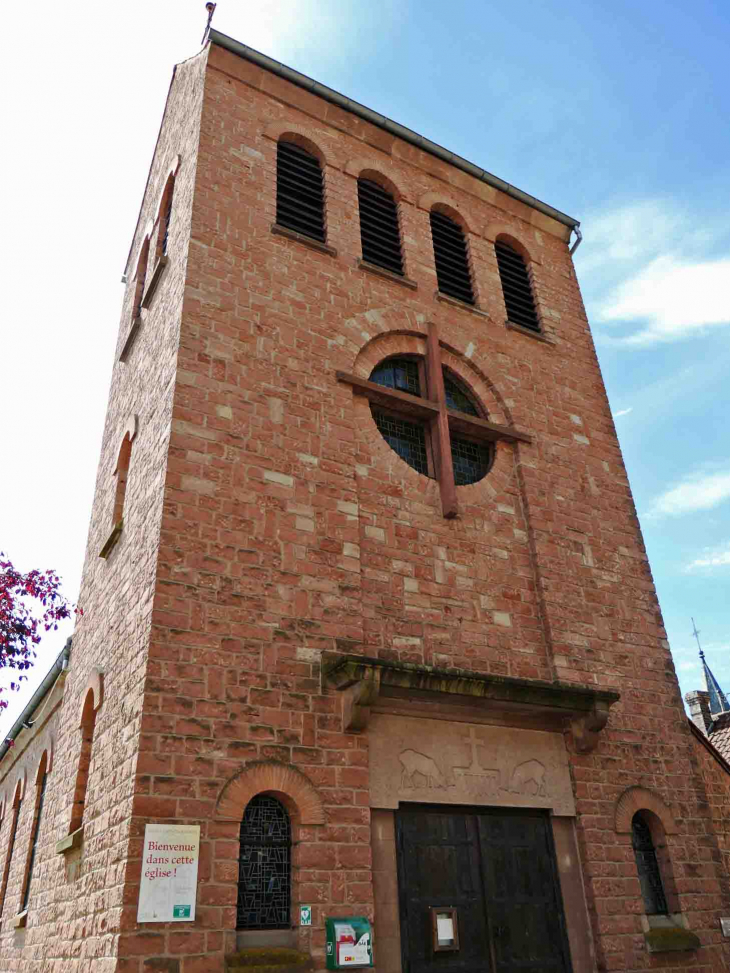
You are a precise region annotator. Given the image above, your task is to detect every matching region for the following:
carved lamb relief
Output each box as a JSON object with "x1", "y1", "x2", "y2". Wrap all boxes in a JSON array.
[{"x1": 370, "y1": 715, "x2": 575, "y2": 815}]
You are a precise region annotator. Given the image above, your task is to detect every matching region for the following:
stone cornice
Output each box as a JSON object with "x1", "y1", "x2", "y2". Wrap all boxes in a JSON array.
[{"x1": 323, "y1": 654, "x2": 620, "y2": 753}]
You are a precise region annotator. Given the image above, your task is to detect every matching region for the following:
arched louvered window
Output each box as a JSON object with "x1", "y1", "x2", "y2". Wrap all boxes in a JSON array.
[
  {"x1": 632, "y1": 813, "x2": 669, "y2": 915},
  {"x1": 495, "y1": 240, "x2": 540, "y2": 332},
  {"x1": 276, "y1": 141, "x2": 325, "y2": 242},
  {"x1": 237, "y1": 795, "x2": 291, "y2": 930},
  {"x1": 369, "y1": 358, "x2": 492, "y2": 486},
  {"x1": 430, "y1": 210, "x2": 474, "y2": 305},
  {"x1": 358, "y1": 178, "x2": 403, "y2": 275}
]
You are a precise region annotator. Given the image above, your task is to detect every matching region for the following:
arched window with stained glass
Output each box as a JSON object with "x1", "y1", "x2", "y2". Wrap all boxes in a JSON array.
[
  {"x1": 237, "y1": 795, "x2": 291, "y2": 930},
  {"x1": 631, "y1": 812, "x2": 669, "y2": 915}
]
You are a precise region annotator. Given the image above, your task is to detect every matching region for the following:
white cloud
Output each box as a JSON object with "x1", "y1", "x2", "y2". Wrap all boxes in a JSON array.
[
  {"x1": 599, "y1": 255, "x2": 730, "y2": 346},
  {"x1": 678, "y1": 659, "x2": 700, "y2": 672},
  {"x1": 685, "y1": 542, "x2": 730, "y2": 571},
  {"x1": 577, "y1": 200, "x2": 689, "y2": 275},
  {"x1": 647, "y1": 468, "x2": 730, "y2": 519},
  {"x1": 612, "y1": 407, "x2": 633, "y2": 418}
]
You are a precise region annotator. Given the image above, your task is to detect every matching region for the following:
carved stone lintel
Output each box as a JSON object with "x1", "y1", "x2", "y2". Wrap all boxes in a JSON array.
[
  {"x1": 342, "y1": 669, "x2": 381, "y2": 732},
  {"x1": 570, "y1": 700, "x2": 611, "y2": 753}
]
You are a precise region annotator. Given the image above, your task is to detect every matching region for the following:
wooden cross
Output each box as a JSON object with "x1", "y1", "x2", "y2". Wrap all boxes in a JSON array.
[{"x1": 337, "y1": 322, "x2": 531, "y2": 518}]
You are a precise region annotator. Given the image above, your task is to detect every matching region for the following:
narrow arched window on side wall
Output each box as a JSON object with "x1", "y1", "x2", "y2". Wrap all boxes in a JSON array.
[
  {"x1": 495, "y1": 239, "x2": 540, "y2": 332},
  {"x1": 276, "y1": 141, "x2": 325, "y2": 242},
  {"x1": 69, "y1": 692, "x2": 98, "y2": 835},
  {"x1": 132, "y1": 237, "x2": 150, "y2": 320},
  {"x1": 357, "y1": 177, "x2": 403, "y2": 275},
  {"x1": 430, "y1": 210, "x2": 474, "y2": 305},
  {"x1": 155, "y1": 173, "x2": 176, "y2": 263},
  {"x1": 113, "y1": 435, "x2": 133, "y2": 530},
  {"x1": 20, "y1": 755, "x2": 48, "y2": 913},
  {"x1": 0, "y1": 784, "x2": 22, "y2": 918},
  {"x1": 237, "y1": 795, "x2": 291, "y2": 930},
  {"x1": 632, "y1": 812, "x2": 669, "y2": 915}
]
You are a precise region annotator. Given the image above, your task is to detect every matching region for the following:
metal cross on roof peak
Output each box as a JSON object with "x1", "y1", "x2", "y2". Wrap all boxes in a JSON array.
[{"x1": 202, "y1": 2, "x2": 217, "y2": 45}]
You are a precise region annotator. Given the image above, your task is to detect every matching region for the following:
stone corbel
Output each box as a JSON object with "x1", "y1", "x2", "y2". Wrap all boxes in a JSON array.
[
  {"x1": 341, "y1": 668, "x2": 382, "y2": 732},
  {"x1": 570, "y1": 699, "x2": 611, "y2": 753}
]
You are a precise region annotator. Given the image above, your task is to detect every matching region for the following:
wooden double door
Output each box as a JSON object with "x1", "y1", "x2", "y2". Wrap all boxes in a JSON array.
[{"x1": 396, "y1": 805, "x2": 572, "y2": 973}]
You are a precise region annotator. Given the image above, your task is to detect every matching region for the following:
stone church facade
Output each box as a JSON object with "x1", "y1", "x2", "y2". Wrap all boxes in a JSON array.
[{"x1": 1, "y1": 25, "x2": 729, "y2": 973}]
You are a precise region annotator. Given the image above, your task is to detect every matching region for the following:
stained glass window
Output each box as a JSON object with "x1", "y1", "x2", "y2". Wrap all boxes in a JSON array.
[
  {"x1": 369, "y1": 358, "x2": 491, "y2": 484},
  {"x1": 632, "y1": 813, "x2": 669, "y2": 915},
  {"x1": 372, "y1": 411, "x2": 429, "y2": 475},
  {"x1": 370, "y1": 358, "x2": 421, "y2": 396},
  {"x1": 237, "y1": 796, "x2": 291, "y2": 930}
]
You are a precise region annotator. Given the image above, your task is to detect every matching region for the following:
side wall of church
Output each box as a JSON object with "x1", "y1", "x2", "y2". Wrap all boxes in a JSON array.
[
  {"x1": 112, "y1": 43, "x2": 730, "y2": 973},
  {"x1": 0, "y1": 672, "x2": 64, "y2": 949},
  {"x1": 692, "y1": 729, "x2": 730, "y2": 886},
  {"x1": 0, "y1": 49, "x2": 209, "y2": 973}
]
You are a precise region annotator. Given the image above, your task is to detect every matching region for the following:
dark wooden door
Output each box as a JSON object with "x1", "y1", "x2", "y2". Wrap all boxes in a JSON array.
[{"x1": 396, "y1": 805, "x2": 572, "y2": 973}]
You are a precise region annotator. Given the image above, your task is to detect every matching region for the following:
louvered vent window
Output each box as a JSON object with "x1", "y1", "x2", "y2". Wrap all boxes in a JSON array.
[
  {"x1": 430, "y1": 210, "x2": 474, "y2": 305},
  {"x1": 358, "y1": 178, "x2": 403, "y2": 275},
  {"x1": 495, "y1": 240, "x2": 540, "y2": 332},
  {"x1": 276, "y1": 141, "x2": 325, "y2": 242}
]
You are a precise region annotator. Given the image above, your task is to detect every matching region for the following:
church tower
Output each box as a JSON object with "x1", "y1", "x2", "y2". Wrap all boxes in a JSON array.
[{"x1": 2, "y1": 24, "x2": 730, "y2": 973}]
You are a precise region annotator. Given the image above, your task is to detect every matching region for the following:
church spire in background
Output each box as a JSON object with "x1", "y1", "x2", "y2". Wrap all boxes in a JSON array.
[{"x1": 692, "y1": 617, "x2": 730, "y2": 716}]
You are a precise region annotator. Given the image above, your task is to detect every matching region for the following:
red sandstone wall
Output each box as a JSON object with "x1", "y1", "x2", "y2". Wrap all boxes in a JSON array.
[
  {"x1": 0, "y1": 49, "x2": 208, "y2": 973},
  {"x1": 107, "y1": 43, "x2": 730, "y2": 972},
  {"x1": 4, "y1": 37, "x2": 730, "y2": 973}
]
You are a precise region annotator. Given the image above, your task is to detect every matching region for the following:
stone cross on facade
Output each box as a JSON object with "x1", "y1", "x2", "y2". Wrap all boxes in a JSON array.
[{"x1": 338, "y1": 322, "x2": 532, "y2": 517}]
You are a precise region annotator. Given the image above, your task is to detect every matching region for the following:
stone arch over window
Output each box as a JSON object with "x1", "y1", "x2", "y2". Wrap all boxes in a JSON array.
[
  {"x1": 615, "y1": 787, "x2": 680, "y2": 915},
  {"x1": 484, "y1": 223, "x2": 541, "y2": 263},
  {"x1": 417, "y1": 192, "x2": 474, "y2": 234},
  {"x1": 216, "y1": 761, "x2": 325, "y2": 825},
  {"x1": 614, "y1": 786, "x2": 678, "y2": 835},
  {"x1": 345, "y1": 158, "x2": 408, "y2": 199},
  {"x1": 68, "y1": 673, "x2": 104, "y2": 835},
  {"x1": 263, "y1": 122, "x2": 331, "y2": 164}
]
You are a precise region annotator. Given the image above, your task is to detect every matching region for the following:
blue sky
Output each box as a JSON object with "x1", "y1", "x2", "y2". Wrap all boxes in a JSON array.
[{"x1": 1, "y1": 0, "x2": 728, "y2": 732}]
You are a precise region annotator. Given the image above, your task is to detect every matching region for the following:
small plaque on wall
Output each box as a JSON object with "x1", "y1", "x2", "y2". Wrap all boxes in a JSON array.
[{"x1": 721, "y1": 917, "x2": 730, "y2": 938}]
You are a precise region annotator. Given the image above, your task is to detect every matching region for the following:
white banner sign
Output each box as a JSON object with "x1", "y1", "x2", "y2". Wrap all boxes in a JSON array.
[{"x1": 137, "y1": 824, "x2": 200, "y2": 923}]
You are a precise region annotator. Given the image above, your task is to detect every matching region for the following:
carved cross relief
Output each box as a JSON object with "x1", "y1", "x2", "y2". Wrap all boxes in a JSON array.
[{"x1": 337, "y1": 322, "x2": 532, "y2": 518}]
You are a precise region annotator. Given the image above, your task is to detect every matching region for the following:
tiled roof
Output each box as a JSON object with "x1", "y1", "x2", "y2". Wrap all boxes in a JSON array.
[{"x1": 709, "y1": 711, "x2": 730, "y2": 760}]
